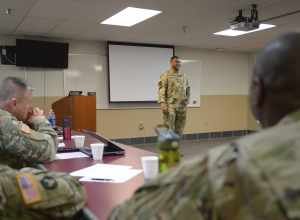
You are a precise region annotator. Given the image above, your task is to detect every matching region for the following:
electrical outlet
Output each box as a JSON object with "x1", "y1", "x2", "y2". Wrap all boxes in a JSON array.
[
  {"x1": 138, "y1": 122, "x2": 144, "y2": 130},
  {"x1": 2, "y1": 48, "x2": 6, "y2": 55}
]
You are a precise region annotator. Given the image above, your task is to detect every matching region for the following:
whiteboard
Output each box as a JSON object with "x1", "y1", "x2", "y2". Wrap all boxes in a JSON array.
[
  {"x1": 179, "y1": 60, "x2": 201, "y2": 107},
  {"x1": 108, "y1": 43, "x2": 174, "y2": 102}
]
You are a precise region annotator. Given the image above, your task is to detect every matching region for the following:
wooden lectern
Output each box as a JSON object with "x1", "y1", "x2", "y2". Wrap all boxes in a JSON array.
[{"x1": 52, "y1": 96, "x2": 96, "y2": 131}]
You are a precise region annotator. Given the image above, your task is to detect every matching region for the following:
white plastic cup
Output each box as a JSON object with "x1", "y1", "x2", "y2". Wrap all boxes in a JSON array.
[
  {"x1": 90, "y1": 143, "x2": 105, "y2": 160},
  {"x1": 73, "y1": 135, "x2": 85, "y2": 148},
  {"x1": 141, "y1": 156, "x2": 159, "y2": 180}
]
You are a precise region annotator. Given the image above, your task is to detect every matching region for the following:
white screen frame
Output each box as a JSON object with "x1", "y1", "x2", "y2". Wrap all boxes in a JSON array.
[{"x1": 108, "y1": 42, "x2": 174, "y2": 103}]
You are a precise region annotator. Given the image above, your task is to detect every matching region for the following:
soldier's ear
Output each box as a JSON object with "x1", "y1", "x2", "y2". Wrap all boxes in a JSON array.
[{"x1": 10, "y1": 97, "x2": 17, "y2": 107}]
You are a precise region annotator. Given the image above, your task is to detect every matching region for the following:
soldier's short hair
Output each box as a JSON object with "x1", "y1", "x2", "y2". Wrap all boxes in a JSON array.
[
  {"x1": 0, "y1": 77, "x2": 30, "y2": 101},
  {"x1": 170, "y1": 56, "x2": 179, "y2": 61}
]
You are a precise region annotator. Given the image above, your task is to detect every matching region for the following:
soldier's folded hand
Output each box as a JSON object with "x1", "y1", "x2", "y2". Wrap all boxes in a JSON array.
[
  {"x1": 161, "y1": 103, "x2": 168, "y2": 113},
  {"x1": 32, "y1": 107, "x2": 44, "y2": 117},
  {"x1": 28, "y1": 107, "x2": 45, "y2": 123}
]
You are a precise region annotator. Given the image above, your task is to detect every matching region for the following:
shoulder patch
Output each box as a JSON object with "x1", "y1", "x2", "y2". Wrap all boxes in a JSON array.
[
  {"x1": 40, "y1": 176, "x2": 58, "y2": 190},
  {"x1": 16, "y1": 173, "x2": 42, "y2": 205}
]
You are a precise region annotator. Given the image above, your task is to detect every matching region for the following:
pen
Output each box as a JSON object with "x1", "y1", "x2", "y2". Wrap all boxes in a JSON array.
[{"x1": 91, "y1": 178, "x2": 114, "y2": 181}]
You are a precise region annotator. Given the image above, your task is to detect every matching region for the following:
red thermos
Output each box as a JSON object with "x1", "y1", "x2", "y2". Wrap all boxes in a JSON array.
[{"x1": 63, "y1": 117, "x2": 72, "y2": 141}]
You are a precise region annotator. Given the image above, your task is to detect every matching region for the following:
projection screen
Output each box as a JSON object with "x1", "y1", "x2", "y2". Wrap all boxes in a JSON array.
[{"x1": 108, "y1": 42, "x2": 174, "y2": 102}]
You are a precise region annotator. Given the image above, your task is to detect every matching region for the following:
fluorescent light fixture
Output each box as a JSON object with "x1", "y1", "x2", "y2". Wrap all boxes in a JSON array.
[
  {"x1": 214, "y1": 23, "x2": 276, "y2": 37},
  {"x1": 181, "y1": 59, "x2": 200, "y2": 64},
  {"x1": 101, "y1": 7, "x2": 161, "y2": 27}
]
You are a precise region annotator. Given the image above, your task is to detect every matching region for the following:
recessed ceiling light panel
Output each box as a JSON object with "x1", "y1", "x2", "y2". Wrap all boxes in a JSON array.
[{"x1": 101, "y1": 7, "x2": 162, "y2": 27}]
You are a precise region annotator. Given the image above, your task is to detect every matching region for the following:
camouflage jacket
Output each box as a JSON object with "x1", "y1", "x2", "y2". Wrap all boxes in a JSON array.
[
  {"x1": 109, "y1": 109, "x2": 300, "y2": 220},
  {"x1": 0, "y1": 109, "x2": 58, "y2": 169},
  {"x1": 0, "y1": 164, "x2": 86, "y2": 219},
  {"x1": 158, "y1": 69, "x2": 190, "y2": 107}
]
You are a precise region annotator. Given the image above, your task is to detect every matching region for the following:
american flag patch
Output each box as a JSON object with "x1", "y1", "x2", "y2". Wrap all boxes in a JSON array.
[{"x1": 16, "y1": 173, "x2": 42, "y2": 205}]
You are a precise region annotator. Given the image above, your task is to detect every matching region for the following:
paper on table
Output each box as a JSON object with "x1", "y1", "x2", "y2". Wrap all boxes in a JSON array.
[
  {"x1": 71, "y1": 164, "x2": 132, "y2": 177},
  {"x1": 78, "y1": 169, "x2": 142, "y2": 183},
  {"x1": 56, "y1": 152, "x2": 88, "y2": 160},
  {"x1": 70, "y1": 164, "x2": 141, "y2": 183}
]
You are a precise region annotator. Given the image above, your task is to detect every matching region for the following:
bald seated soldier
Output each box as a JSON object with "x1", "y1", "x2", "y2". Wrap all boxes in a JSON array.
[
  {"x1": 0, "y1": 77, "x2": 58, "y2": 168},
  {"x1": 109, "y1": 33, "x2": 300, "y2": 220},
  {"x1": 0, "y1": 164, "x2": 86, "y2": 219}
]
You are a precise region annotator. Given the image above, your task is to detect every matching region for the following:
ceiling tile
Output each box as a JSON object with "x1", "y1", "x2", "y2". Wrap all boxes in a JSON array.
[
  {"x1": 0, "y1": 0, "x2": 38, "y2": 34},
  {"x1": 15, "y1": 16, "x2": 65, "y2": 34}
]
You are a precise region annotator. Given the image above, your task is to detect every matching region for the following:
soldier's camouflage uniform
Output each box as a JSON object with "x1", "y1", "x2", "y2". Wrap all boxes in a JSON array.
[
  {"x1": 0, "y1": 109, "x2": 58, "y2": 169},
  {"x1": 158, "y1": 69, "x2": 190, "y2": 135},
  {"x1": 0, "y1": 165, "x2": 86, "y2": 219},
  {"x1": 109, "y1": 109, "x2": 300, "y2": 220}
]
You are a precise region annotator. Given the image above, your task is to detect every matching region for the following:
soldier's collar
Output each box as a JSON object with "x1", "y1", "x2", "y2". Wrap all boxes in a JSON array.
[
  {"x1": 0, "y1": 108, "x2": 12, "y2": 117},
  {"x1": 277, "y1": 109, "x2": 300, "y2": 126}
]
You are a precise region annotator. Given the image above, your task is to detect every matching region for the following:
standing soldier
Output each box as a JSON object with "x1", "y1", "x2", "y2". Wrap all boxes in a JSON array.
[{"x1": 158, "y1": 56, "x2": 190, "y2": 136}]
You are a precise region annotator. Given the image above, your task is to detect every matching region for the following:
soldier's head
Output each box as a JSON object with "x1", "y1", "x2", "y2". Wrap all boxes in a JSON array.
[
  {"x1": 0, "y1": 77, "x2": 33, "y2": 122},
  {"x1": 250, "y1": 32, "x2": 300, "y2": 128},
  {"x1": 170, "y1": 56, "x2": 181, "y2": 70}
]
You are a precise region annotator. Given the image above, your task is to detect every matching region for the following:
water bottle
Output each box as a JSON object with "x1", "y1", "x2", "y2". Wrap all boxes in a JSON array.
[
  {"x1": 48, "y1": 110, "x2": 56, "y2": 128},
  {"x1": 63, "y1": 117, "x2": 72, "y2": 141},
  {"x1": 51, "y1": 112, "x2": 56, "y2": 128},
  {"x1": 155, "y1": 127, "x2": 181, "y2": 173}
]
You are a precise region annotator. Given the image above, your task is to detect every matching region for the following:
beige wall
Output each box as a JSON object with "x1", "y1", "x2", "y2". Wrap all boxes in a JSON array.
[
  {"x1": 32, "y1": 96, "x2": 62, "y2": 114},
  {"x1": 247, "y1": 53, "x2": 259, "y2": 131},
  {"x1": 248, "y1": 109, "x2": 259, "y2": 131},
  {"x1": 176, "y1": 47, "x2": 250, "y2": 95},
  {"x1": 35, "y1": 95, "x2": 251, "y2": 139},
  {"x1": 98, "y1": 95, "x2": 248, "y2": 139}
]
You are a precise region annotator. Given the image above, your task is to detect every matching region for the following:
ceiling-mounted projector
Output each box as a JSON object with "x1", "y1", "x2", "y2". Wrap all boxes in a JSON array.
[{"x1": 230, "y1": 4, "x2": 260, "y2": 31}]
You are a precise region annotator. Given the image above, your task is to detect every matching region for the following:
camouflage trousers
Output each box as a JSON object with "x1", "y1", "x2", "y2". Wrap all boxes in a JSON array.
[{"x1": 163, "y1": 107, "x2": 187, "y2": 136}]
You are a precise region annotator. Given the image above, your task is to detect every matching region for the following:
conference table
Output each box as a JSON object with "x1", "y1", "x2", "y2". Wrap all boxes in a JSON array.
[{"x1": 46, "y1": 132, "x2": 156, "y2": 220}]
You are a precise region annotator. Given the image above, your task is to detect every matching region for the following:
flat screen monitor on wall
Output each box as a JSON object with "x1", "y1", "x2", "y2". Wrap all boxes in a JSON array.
[
  {"x1": 108, "y1": 42, "x2": 174, "y2": 103},
  {"x1": 16, "y1": 39, "x2": 69, "y2": 68}
]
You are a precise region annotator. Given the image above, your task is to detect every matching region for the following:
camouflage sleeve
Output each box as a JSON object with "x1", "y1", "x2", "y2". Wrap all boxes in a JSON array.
[
  {"x1": 208, "y1": 140, "x2": 292, "y2": 220},
  {"x1": 186, "y1": 77, "x2": 191, "y2": 103},
  {"x1": 158, "y1": 73, "x2": 168, "y2": 104},
  {"x1": 30, "y1": 115, "x2": 58, "y2": 156},
  {"x1": 109, "y1": 154, "x2": 211, "y2": 220},
  {"x1": 0, "y1": 165, "x2": 86, "y2": 219},
  {"x1": 0, "y1": 114, "x2": 58, "y2": 168}
]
